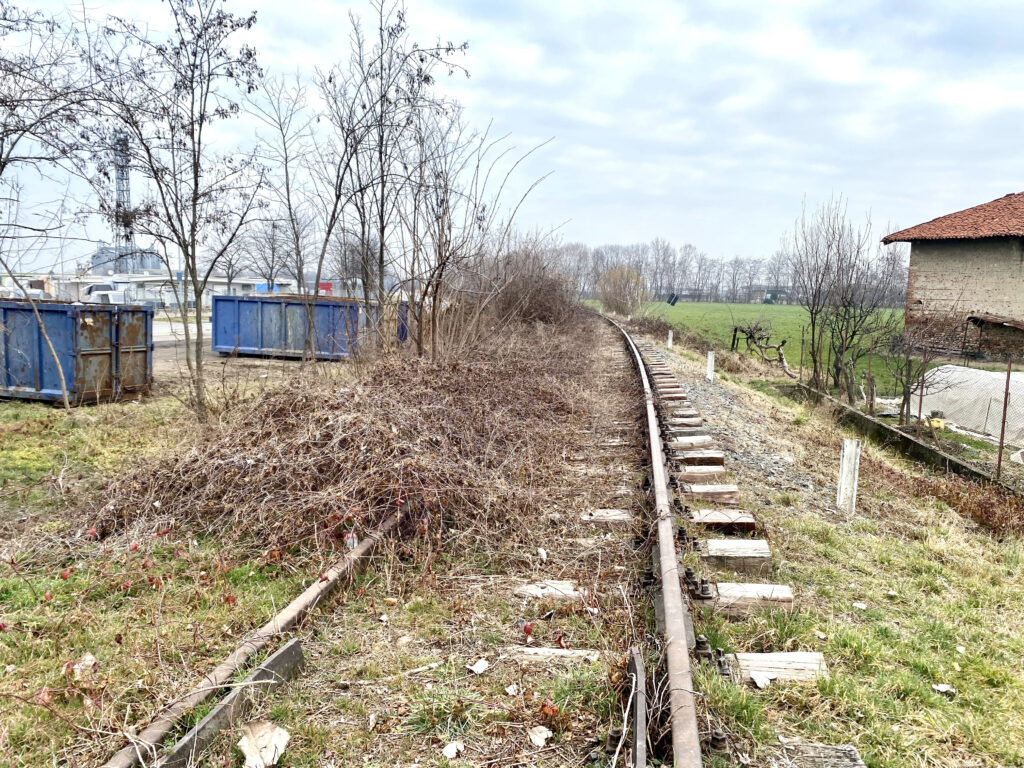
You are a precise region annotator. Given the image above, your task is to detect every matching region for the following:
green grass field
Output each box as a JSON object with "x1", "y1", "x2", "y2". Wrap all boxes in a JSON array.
[{"x1": 644, "y1": 301, "x2": 913, "y2": 396}]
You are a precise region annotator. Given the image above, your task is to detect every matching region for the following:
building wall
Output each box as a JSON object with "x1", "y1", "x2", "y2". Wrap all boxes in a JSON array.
[{"x1": 906, "y1": 237, "x2": 1024, "y2": 353}]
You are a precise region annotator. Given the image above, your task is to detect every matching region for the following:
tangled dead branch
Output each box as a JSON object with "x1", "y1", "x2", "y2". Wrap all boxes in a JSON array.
[
  {"x1": 91, "y1": 324, "x2": 595, "y2": 560},
  {"x1": 732, "y1": 322, "x2": 797, "y2": 379}
]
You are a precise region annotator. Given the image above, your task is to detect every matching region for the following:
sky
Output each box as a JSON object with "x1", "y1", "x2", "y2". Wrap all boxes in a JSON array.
[{"x1": 24, "y1": 0, "x2": 1024, "y2": 265}]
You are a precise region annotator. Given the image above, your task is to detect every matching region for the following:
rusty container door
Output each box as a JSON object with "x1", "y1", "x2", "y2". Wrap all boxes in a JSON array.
[
  {"x1": 115, "y1": 306, "x2": 154, "y2": 395},
  {"x1": 72, "y1": 306, "x2": 115, "y2": 402}
]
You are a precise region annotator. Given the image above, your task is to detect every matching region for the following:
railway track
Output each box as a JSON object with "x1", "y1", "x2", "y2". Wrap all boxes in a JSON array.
[
  {"x1": 609, "y1": 317, "x2": 869, "y2": 768},
  {"x1": 95, "y1": 316, "x2": 873, "y2": 767}
]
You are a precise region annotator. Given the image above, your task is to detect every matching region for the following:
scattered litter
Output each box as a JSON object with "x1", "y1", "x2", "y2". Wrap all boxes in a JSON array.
[
  {"x1": 750, "y1": 670, "x2": 777, "y2": 689},
  {"x1": 441, "y1": 740, "x2": 465, "y2": 759},
  {"x1": 815, "y1": 632, "x2": 827, "y2": 641},
  {"x1": 405, "y1": 661, "x2": 443, "y2": 676},
  {"x1": 237, "y1": 721, "x2": 289, "y2": 768},
  {"x1": 886, "y1": 590, "x2": 897, "y2": 598},
  {"x1": 852, "y1": 602, "x2": 867, "y2": 610},
  {"x1": 378, "y1": 614, "x2": 388, "y2": 624},
  {"x1": 505, "y1": 683, "x2": 519, "y2": 696},
  {"x1": 956, "y1": 645, "x2": 966, "y2": 655},
  {"x1": 528, "y1": 725, "x2": 553, "y2": 747},
  {"x1": 466, "y1": 658, "x2": 489, "y2": 675},
  {"x1": 932, "y1": 683, "x2": 956, "y2": 696},
  {"x1": 67, "y1": 653, "x2": 99, "y2": 682},
  {"x1": 537, "y1": 547, "x2": 547, "y2": 562},
  {"x1": 368, "y1": 713, "x2": 378, "y2": 731}
]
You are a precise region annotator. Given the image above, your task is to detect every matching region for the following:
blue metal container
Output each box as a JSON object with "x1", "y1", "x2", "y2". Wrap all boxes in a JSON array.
[
  {"x1": 0, "y1": 301, "x2": 154, "y2": 404},
  {"x1": 211, "y1": 295, "x2": 408, "y2": 360}
]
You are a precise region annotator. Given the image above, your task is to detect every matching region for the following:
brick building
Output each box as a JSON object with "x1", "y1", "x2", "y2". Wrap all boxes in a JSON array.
[{"x1": 883, "y1": 192, "x2": 1024, "y2": 358}]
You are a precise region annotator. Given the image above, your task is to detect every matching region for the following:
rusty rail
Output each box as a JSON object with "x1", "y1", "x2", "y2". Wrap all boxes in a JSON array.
[
  {"x1": 101, "y1": 512, "x2": 403, "y2": 768},
  {"x1": 606, "y1": 315, "x2": 703, "y2": 768}
]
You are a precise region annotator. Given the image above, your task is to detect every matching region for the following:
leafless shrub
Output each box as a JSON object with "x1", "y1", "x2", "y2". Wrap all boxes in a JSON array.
[{"x1": 598, "y1": 265, "x2": 648, "y2": 316}]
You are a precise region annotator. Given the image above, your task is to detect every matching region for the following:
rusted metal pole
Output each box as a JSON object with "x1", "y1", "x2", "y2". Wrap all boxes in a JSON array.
[
  {"x1": 101, "y1": 513, "x2": 403, "y2": 768},
  {"x1": 609, "y1": 316, "x2": 702, "y2": 768},
  {"x1": 996, "y1": 357, "x2": 1012, "y2": 480}
]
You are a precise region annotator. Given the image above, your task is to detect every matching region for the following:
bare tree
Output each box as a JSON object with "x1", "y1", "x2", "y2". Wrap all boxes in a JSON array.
[
  {"x1": 90, "y1": 0, "x2": 263, "y2": 422},
  {"x1": 246, "y1": 219, "x2": 287, "y2": 291},
  {"x1": 785, "y1": 198, "x2": 841, "y2": 389}
]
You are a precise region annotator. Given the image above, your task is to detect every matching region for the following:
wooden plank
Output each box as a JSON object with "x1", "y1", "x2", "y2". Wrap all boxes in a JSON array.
[
  {"x1": 701, "y1": 538, "x2": 770, "y2": 575},
  {"x1": 780, "y1": 744, "x2": 867, "y2": 768},
  {"x1": 732, "y1": 652, "x2": 828, "y2": 684},
  {"x1": 687, "y1": 508, "x2": 757, "y2": 532},
  {"x1": 675, "y1": 449, "x2": 725, "y2": 466},
  {"x1": 685, "y1": 483, "x2": 738, "y2": 505},
  {"x1": 514, "y1": 580, "x2": 582, "y2": 602},
  {"x1": 667, "y1": 428, "x2": 709, "y2": 439},
  {"x1": 676, "y1": 466, "x2": 727, "y2": 483},
  {"x1": 504, "y1": 646, "x2": 601, "y2": 664},
  {"x1": 667, "y1": 410, "x2": 701, "y2": 420},
  {"x1": 670, "y1": 417, "x2": 703, "y2": 428},
  {"x1": 581, "y1": 508, "x2": 634, "y2": 527},
  {"x1": 668, "y1": 435, "x2": 714, "y2": 450},
  {"x1": 712, "y1": 582, "x2": 794, "y2": 618}
]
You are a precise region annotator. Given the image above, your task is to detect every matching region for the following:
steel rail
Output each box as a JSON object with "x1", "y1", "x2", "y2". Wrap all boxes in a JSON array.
[
  {"x1": 607, "y1": 315, "x2": 702, "y2": 768},
  {"x1": 101, "y1": 512, "x2": 403, "y2": 768}
]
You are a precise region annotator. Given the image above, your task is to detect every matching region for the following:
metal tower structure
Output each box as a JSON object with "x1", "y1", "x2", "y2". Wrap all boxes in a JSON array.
[{"x1": 112, "y1": 129, "x2": 136, "y2": 270}]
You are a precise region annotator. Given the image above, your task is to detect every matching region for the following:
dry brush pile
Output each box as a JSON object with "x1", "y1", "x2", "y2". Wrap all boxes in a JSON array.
[{"x1": 92, "y1": 323, "x2": 595, "y2": 560}]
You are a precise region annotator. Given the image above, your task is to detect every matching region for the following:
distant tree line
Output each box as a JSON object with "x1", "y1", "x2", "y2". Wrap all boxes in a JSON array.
[{"x1": 554, "y1": 239, "x2": 806, "y2": 304}]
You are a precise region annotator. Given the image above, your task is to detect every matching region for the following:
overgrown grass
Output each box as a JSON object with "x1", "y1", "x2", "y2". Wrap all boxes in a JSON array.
[
  {"x1": 0, "y1": 397, "x2": 185, "y2": 524},
  {"x1": 673, "y1": 351, "x2": 1024, "y2": 767},
  {"x1": 0, "y1": 536, "x2": 307, "y2": 765}
]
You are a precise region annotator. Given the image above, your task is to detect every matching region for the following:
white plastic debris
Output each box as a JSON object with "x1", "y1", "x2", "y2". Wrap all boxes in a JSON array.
[
  {"x1": 852, "y1": 602, "x2": 867, "y2": 610},
  {"x1": 537, "y1": 547, "x2": 547, "y2": 563},
  {"x1": 505, "y1": 683, "x2": 519, "y2": 696},
  {"x1": 528, "y1": 725, "x2": 553, "y2": 747},
  {"x1": 237, "y1": 721, "x2": 290, "y2": 768},
  {"x1": 466, "y1": 658, "x2": 489, "y2": 675},
  {"x1": 932, "y1": 683, "x2": 956, "y2": 696},
  {"x1": 750, "y1": 670, "x2": 777, "y2": 689},
  {"x1": 441, "y1": 740, "x2": 465, "y2": 759},
  {"x1": 69, "y1": 653, "x2": 99, "y2": 681}
]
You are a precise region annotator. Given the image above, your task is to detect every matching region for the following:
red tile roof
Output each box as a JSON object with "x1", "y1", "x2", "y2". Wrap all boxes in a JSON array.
[{"x1": 882, "y1": 192, "x2": 1024, "y2": 243}]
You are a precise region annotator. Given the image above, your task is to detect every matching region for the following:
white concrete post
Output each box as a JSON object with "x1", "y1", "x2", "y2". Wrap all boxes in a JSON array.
[
  {"x1": 667, "y1": 330, "x2": 674, "y2": 348},
  {"x1": 836, "y1": 438, "x2": 861, "y2": 514},
  {"x1": 705, "y1": 350, "x2": 715, "y2": 381}
]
